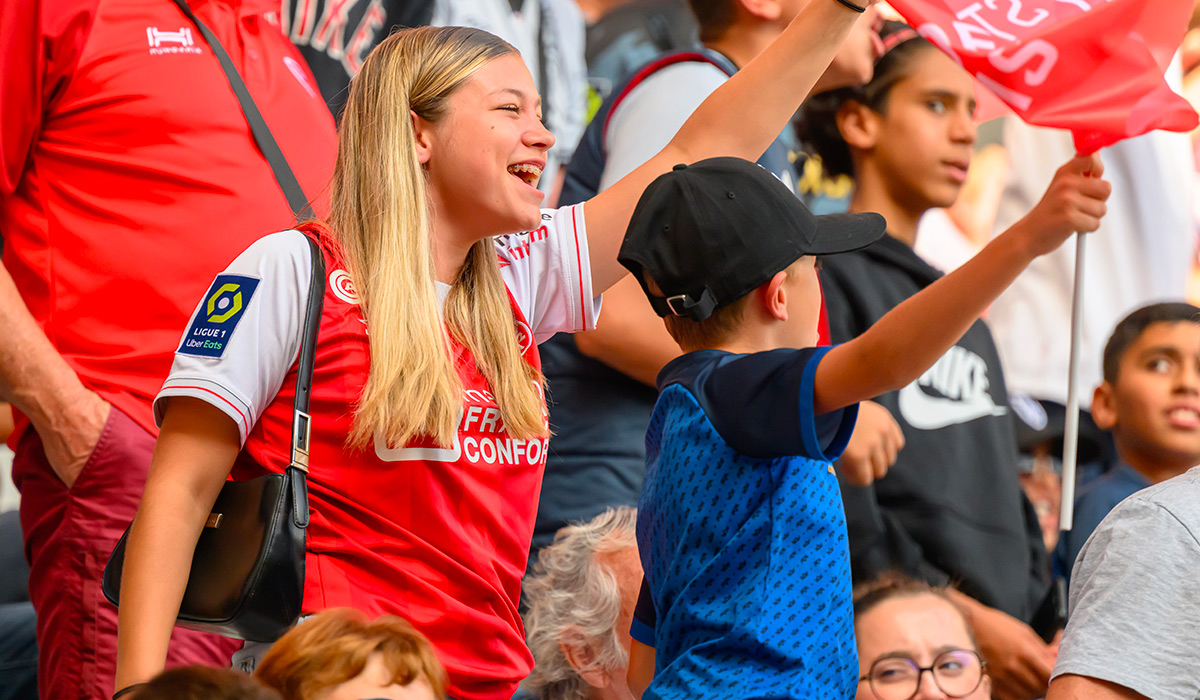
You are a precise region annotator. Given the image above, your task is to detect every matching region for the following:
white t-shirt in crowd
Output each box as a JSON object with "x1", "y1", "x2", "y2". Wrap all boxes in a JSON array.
[
  {"x1": 1053, "y1": 466, "x2": 1200, "y2": 700},
  {"x1": 599, "y1": 61, "x2": 729, "y2": 191}
]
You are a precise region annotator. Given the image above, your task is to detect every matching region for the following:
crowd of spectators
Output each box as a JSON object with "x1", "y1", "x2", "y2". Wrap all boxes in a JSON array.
[{"x1": 0, "y1": 1, "x2": 1198, "y2": 700}]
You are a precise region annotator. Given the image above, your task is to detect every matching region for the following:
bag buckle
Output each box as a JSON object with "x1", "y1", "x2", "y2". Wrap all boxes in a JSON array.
[{"x1": 291, "y1": 411, "x2": 311, "y2": 473}]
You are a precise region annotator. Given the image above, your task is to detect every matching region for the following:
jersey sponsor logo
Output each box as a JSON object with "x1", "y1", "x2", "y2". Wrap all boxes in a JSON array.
[
  {"x1": 178, "y1": 275, "x2": 260, "y2": 358},
  {"x1": 374, "y1": 423, "x2": 462, "y2": 462},
  {"x1": 329, "y1": 269, "x2": 359, "y2": 305},
  {"x1": 897, "y1": 345, "x2": 1008, "y2": 430},
  {"x1": 146, "y1": 27, "x2": 202, "y2": 56},
  {"x1": 498, "y1": 226, "x2": 550, "y2": 263},
  {"x1": 374, "y1": 387, "x2": 549, "y2": 466},
  {"x1": 515, "y1": 320, "x2": 534, "y2": 354}
]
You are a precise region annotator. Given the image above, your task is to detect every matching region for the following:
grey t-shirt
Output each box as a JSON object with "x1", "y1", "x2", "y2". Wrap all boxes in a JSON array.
[{"x1": 1052, "y1": 466, "x2": 1200, "y2": 700}]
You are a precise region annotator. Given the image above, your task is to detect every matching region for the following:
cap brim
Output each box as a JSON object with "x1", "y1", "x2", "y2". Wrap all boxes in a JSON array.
[{"x1": 807, "y1": 212, "x2": 888, "y2": 256}]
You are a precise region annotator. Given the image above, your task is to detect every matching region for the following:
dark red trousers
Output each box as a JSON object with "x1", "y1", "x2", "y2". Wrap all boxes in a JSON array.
[{"x1": 13, "y1": 407, "x2": 241, "y2": 700}]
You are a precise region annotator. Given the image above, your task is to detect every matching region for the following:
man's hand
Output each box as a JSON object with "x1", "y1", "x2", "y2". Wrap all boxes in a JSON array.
[
  {"x1": 0, "y1": 263, "x2": 113, "y2": 488},
  {"x1": 837, "y1": 401, "x2": 904, "y2": 485},
  {"x1": 38, "y1": 389, "x2": 111, "y2": 489},
  {"x1": 960, "y1": 597, "x2": 1057, "y2": 700}
]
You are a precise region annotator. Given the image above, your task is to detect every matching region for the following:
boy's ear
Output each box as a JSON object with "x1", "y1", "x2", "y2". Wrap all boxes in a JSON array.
[
  {"x1": 1091, "y1": 382, "x2": 1117, "y2": 431},
  {"x1": 837, "y1": 101, "x2": 878, "y2": 152},
  {"x1": 759, "y1": 270, "x2": 789, "y2": 322},
  {"x1": 412, "y1": 109, "x2": 434, "y2": 165}
]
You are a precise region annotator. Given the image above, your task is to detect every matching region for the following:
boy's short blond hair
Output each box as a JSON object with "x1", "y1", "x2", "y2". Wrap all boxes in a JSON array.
[
  {"x1": 664, "y1": 296, "x2": 753, "y2": 351},
  {"x1": 650, "y1": 260, "x2": 804, "y2": 352}
]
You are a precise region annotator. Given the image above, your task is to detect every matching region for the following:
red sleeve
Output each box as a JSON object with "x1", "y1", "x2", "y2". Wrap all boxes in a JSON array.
[{"x1": 0, "y1": 0, "x2": 96, "y2": 195}]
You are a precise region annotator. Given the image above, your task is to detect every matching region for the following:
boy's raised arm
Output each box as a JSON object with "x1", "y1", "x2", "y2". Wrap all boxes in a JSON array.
[
  {"x1": 584, "y1": 0, "x2": 879, "y2": 293},
  {"x1": 813, "y1": 154, "x2": 1111, "y2": 414}
]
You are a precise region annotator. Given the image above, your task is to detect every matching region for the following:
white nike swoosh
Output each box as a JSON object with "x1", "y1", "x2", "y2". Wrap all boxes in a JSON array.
[{"x1": 897, "y1": 381, "x2": 1008, "y2": 431}]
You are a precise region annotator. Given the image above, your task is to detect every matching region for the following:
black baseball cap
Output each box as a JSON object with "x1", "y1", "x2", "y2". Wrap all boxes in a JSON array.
[{"x1": 618, "y1": 157, "x2": 886, "y2": 321}]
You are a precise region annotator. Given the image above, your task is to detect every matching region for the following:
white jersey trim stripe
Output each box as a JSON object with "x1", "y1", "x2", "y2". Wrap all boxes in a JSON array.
[{"x1": 157, "y1": 381, "x2": 253, "y2": 444}]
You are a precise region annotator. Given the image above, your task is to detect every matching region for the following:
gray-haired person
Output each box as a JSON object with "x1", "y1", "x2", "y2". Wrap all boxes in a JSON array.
[{"x1": 521, "y1": 507, "x2": 641, "y2": 700}]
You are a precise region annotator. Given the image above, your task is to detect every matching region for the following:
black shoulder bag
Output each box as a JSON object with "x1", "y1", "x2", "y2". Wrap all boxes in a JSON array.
[{"x1": 101, "y1": 0, "x2": 323, "y2": 642}]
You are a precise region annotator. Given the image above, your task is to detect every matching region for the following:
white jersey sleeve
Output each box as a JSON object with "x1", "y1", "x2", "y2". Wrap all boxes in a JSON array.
[
  {"x1": 495, "y1": 203, "x2": 600, "y2": 343},
  {"x1": 155, "y1": 230, "x2": 312, "y2": 445},
  {"x1": 599, "y1": 62, "x2": 728, "y2": 191}
]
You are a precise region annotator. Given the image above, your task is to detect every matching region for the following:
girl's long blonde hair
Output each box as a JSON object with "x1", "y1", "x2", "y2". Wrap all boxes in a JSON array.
[{"x1": 330, "y1": 26, "x2": 546, "y2": 450}]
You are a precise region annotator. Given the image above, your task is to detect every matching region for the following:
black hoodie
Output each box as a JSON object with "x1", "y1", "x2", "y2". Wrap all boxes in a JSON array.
[{"x1": 820, "y1": 234, "x2": 1050, "y2": 628}]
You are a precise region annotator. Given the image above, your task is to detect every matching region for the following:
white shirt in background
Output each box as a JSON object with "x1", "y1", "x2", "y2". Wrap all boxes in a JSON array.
[{"x1": 986, "y1": 68, "x2": 1197, "y2": 407}]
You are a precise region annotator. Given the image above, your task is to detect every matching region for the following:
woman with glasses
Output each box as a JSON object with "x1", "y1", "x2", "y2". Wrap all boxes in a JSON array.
[{"x1": 854, "y1": 577, "x2": 991, "y2": 700}]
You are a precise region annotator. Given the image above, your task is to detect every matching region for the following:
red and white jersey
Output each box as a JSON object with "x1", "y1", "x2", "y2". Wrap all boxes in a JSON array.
[{"x1": 155, "y1": 205, "x2": 598, "y2": 700}]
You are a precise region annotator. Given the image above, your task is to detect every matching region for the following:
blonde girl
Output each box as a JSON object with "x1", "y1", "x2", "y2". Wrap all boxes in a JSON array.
[{"x1": 115, "y1": 4, "x2": 880, "y2": 699}]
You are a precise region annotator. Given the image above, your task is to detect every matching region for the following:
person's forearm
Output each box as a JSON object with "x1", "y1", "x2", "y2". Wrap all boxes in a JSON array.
[
  {"x1": 573, "y1": 277, "x2": 681, "y2": 386},
  {"x1": 0, "y1": 264, "x2": 91, "y2": 428},
  {"x1": 0, "y1": 403, "x2": 13, "y2": 443},
  {"x1": 816, "y1": 222, "x2": 1036, "y2": 412},
  {"x1": 114, "y1": 480, "x2": 212, "y2": 687},
  {"x1": 665, "y1": 0, "x2": 866, "y2": 165},
  {"x1": 583, "y1": 0, "x2": 873, "y2": 293},
  {"x1": 575, "y1": 326, "x2": 678, "y2": 387},
  {"x1": 115, "y1": 401, "x2": 240, "y2": 689},
  {"x1": 627, "y1": 640, "x2": 656, "y2": 699}
]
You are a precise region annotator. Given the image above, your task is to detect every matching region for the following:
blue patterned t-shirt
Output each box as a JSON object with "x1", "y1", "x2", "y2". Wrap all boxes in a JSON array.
[{"x1": 632, "y1": 346, "x2": 859, "y2": 700}]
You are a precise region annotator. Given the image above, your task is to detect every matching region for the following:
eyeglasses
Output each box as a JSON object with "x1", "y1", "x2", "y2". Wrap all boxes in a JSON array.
[{"x1": 859, "y1": 649, "x2": 986, "y2": 700}]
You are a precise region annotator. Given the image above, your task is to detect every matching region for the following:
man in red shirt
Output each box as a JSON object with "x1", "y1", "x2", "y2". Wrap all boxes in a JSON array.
[{"x1": 0, "y1": 1, "x2": 336, "y2": 697}]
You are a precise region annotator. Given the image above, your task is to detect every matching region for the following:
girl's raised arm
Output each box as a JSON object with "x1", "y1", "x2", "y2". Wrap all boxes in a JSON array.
[{"x1": 583, "y1": 0, "x2": 878, "y2": 293}]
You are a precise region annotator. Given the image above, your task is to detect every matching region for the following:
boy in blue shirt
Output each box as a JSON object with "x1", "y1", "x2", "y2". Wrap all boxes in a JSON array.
[
  {"x1": 616, "y1": 155, "x2": 1110, "y2": 699},
  {"x1": 1056, "y1": 301, "x2": 1200, "y2": 583}
]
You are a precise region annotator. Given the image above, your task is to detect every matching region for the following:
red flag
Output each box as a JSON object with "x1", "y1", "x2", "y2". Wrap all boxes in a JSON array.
[{"x1": 885, "y1": 0, "x2": 1199, "y2": 154}]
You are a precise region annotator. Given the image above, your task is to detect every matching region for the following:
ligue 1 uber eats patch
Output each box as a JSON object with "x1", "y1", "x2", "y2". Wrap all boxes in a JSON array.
[{"x1": 179, "y1": 274, "x2": 261, "y2": 358}]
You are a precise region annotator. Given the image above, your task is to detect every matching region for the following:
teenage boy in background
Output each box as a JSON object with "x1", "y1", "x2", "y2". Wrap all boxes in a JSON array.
[
  {"x1": 619, "y1": 154, "x2": 1108, "y2": 699},
  {"x1": 531, "y1": 0, "x2": 888, "y2": 567},
  {"x1": 1056, "y1": 302, "x2": 1200, "y2": 583}
]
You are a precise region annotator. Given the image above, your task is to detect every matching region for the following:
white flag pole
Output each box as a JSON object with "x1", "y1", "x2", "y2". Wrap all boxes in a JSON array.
[{"x1": 1060, "y1": 232, "x2": 1087, "y2": 532}]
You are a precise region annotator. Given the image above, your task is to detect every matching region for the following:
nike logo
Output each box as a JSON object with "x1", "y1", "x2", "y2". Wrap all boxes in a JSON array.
[{"x1": 897, "y1": 345, "x2": 1008, "y2": 430}]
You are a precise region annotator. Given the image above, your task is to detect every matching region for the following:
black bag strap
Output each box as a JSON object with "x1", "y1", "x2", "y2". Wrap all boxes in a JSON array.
[
  {"x1": 286, "y1": 235, "x2": 326, "y2": 528},
  {"x1": 169, "y1": 0, "x2": 313, "y2": 220}
]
